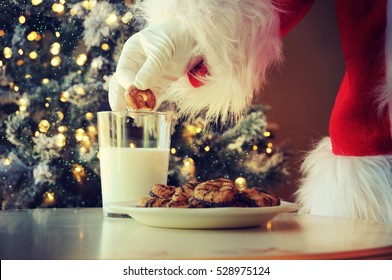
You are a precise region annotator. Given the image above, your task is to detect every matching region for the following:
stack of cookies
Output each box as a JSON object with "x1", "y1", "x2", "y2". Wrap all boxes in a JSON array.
[{"x1": 137, "y1": 178, "x2": 280, "y2": 208}]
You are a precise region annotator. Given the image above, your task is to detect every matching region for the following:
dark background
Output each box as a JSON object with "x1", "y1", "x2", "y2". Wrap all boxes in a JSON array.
[{"x1": 255, "y1": 0, "x2": 345, "y2": 200}]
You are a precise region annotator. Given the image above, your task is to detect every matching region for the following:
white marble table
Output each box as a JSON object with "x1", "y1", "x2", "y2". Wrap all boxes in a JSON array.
[{"x1": 1, "y1": 208, "x2": 392, "y2": 260}]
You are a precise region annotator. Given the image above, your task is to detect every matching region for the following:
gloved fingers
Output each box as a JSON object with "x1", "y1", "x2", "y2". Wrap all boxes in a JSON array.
[
  {"x1": 133, "y1": 34, "x2": 174, "y2": 90},
  {"x1": 115, "y1": 34, "x2": 146, "y2": 90},
  {"x1": 108, "y1": 72, "x2": 127, "y2": 111}
]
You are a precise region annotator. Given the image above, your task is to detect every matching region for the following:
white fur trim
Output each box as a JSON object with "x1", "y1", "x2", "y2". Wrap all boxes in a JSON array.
[
  {"x1": 379, "y1": 0, "x2": 392, "y2": 137},
  {"x1": 133, "y1": 0, "x2": 282, "y2": 122},
  {"x1": 296, "y1": 137, "x2": 392, "y2": 224}
]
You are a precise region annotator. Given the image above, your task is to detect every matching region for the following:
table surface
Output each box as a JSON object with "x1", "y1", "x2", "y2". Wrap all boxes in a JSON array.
[{"x1": 1, "y1": 208, "x2": 392, "y2": 260}]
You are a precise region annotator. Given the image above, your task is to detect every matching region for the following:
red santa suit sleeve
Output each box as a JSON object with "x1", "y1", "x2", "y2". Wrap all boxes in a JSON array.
[
  {"x1": 134, "y1": 0, "x2": 392, "y2": 223},
  {"x1": 296, "y1": 0, "x2": 392, "y2": 223}
]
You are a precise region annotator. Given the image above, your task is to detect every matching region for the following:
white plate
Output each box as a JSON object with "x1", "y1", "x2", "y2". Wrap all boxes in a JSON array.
[{"x1": 109, "y1": 201, "x2": 301, "y2": 229}]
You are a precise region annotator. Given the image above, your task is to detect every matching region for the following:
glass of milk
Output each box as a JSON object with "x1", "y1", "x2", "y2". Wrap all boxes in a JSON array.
[{"x1": 97, "y1": 111, "x2": 171, "y2": 217}]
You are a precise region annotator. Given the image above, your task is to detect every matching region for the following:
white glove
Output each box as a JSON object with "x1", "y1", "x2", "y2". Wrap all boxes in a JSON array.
[{"x1": 109, "y1": 19, "x2": 200, "y2": 111}]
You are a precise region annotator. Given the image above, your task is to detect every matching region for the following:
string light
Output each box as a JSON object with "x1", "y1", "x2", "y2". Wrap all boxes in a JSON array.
[
  {"x1": 170, "y1": 148, "x2": 176, "y2": 154},
  {"x1": 55, "y1": 133, "x2": 66, "y2": 148},
  {"x1": 121, "y1": 11, "x2": 133, "y2": 24},
  {"x1": 76, "y1": 53, "x2": 87, "y2": 66},
  {"x1": 263, "y1": 131, "x2": 271, "y2": 137},
  {"x1": 60, "y1": 91, "x2": 69, "y2": 102},
  {"x1": 51, "y1": 56, "x2": 61, "y2": 67},
  {"x1": 101, "y1": 43, "x2": 110, "y2": 51},
  {"x1": 18, "y1": 96, "x2": 29, "y2": 111},
  {"x1": 4, "y1": 47, "x2": 12, "y2": 58},
  {"x1": 85, "y1": 112, "x2": 94, "y2": 121},
  {"x1": 72, "y1": 164, "x2": 86, "y2": 183},
  {"x1": 17, "y1": 60, "x2": 24, "y2": 66},
  {"x1": 75, "y1": 128, "x2": 85, "y2": 141},
  {"x1": 32, "y1": 0, "x2": 43, "y2": 6},
  {"x1": 266, "y1": 147, "x2": 273, "y2": 154},
  {"x1": 29, "y1": 51, "x2": 38, "y2": 59},
  {"x1": 50, "y1": 42, "x2": 61, "y2": 55},
  {"x1": 55, "y1": 31, "x2": 60, "y2": 38},
  {"x1": 43, "y1": 191, "x2": 56, "y2": 206},
  {"x1": 42, "y1": 78, "x2": 50, "y2": 84},
  {"x1": 82, "y1": 0, "x2": 94, "y2": 10},
  {"x1": 105, "y1": 13, "x2": 117, "y2": 26},
  {"x1": 19, "y1": 16, "x2": 26, "y2": 24},
  {"x1": 75, "y1": 86, "x2": 85, "y2": 95},
  {"x1": 18, "y1": 49, "x2": 24, "y2": 55},
  {"x1": 52, "y1": 3, "x2": 65, "y2": 13},
  {"x1": 58, "y1": 126, "x2": 67, "y2": 133},
  {"x1": 0, "y1": 30, "x2": 5, "y2": 37},
  {"x1": 252, "y1": 145, "x2": 258, "y2": 151},
  {"x1": 181, "y1": 158, "x2": 195, "y2": 177},
  {"x1": 3, "y1": 157, "x2": 12, "y2": 166},
  {"x1": 204, "y1": 146, "x2": 210, "y2": 152},
  {"x1": 27, "y1": 31, "x2": 38, "y2": 41}
]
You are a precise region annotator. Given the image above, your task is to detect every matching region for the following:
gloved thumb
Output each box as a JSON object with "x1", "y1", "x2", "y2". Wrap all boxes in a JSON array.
[{"x1": 109, "y1": 73, "x2": 127, "y2": 111}]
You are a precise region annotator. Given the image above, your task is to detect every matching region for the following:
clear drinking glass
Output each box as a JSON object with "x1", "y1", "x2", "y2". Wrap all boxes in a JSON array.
[{"x1": 97, "y1": 111, "x2": 171, "y2": 217}]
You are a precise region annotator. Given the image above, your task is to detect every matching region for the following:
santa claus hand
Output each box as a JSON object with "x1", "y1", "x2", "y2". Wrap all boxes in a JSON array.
[{"x1": 109, "y1": 19, "x2": 199, "y2": 111}]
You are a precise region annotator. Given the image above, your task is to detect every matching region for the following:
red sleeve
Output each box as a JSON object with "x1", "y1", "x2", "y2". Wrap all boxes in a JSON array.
[{"x1": 275, "y1": 0, "x2": 315, "y2": 37}]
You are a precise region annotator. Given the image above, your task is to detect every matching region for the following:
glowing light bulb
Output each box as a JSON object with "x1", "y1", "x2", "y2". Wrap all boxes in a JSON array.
[
  {"x1": 55, "y1": 133, "x2": 66, "y2": 148},
  {"x1": 75, "y1": 128, "x2": 85, "y2": 141},
  {"x1": 27, "y1": 31, "x2": 38, "y2": 41},
  {"x1": 29, "y1": 51, "x2": 38, "y2": 59},
  {"x1": 3, "y1": 157, "x2": 12, "y2": 166},
  {"x1": 105, "y1": 13, "x2": 117, "y2": 26},
  {"x1": 121, "y1": 11, "x2": 133, "y2": 24},
  {"x1": 19, "y1": 16, "x2": 26, "y2": 24},
  {"x1": 60, "y1": 91, "x2": 69, "y2": 102},
  {"x1": 76, "y1": 53, "x2": 87, "y2": 66},
  {"x1": 51, "y1": 56, "x2": 61, "y2": 67},
  {"x1": 4, "y1": 47, "x2": 12, "y2": 58},
  {"x1": 58, "y1": 126, "x2": 67, "y2": 133},
  {"x1": 52, "y1": 3, "x2": 65, "y2": 13},
  {"x1": 32, "y1": 0, "x2": 43, "y2": 6},
  {"x1": 85, "y1": 112, "x2": 94, "y2": 121},
  {"x1": 101, "y1": 43, "x2": 110, "y2": 51},
  {"x1": 50, "y1": 42, "x2": 61, "y2": 55}
]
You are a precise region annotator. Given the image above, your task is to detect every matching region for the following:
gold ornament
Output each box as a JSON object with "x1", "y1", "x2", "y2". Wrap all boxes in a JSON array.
[
  {"x1": 38, "y1": 120, "x2": 50, "y2": 133},
  {"x1": 235, "y1": 177, "x2": 247, "y2": 190}
]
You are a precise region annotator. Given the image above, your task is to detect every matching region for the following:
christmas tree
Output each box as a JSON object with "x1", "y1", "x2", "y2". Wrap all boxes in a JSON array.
[{"x1": 0, "y1": 0, "x2": 289, "y2": 210}]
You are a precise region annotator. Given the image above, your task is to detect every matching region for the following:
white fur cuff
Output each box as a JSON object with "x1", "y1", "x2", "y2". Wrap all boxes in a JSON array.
[{"x1": 296, "y1": 137, "x2": 392, "y2": 224}]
